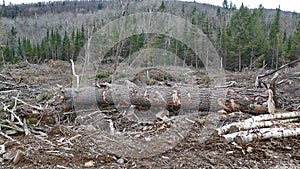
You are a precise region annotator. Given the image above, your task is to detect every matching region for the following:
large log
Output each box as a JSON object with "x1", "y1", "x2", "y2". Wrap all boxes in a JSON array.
[
  {"x1": 215, "y1": 111, "x2": 300, "y2": 143},
  {"x1": 63, "y1": 84, "x2": 269, "y2": 114},
  {"x1": 234, "y1": 127, "x2": 300, "y2": 144}
]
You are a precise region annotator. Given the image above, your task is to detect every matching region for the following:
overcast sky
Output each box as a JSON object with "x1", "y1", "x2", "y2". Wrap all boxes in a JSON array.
[{"x1": 2, "y1": 0, "x2": 300, "y2": 12}]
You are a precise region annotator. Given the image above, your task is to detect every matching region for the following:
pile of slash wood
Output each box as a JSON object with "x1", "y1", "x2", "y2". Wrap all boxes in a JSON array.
[{"x1": 0, "y1": 60, "x2": 299, "y2": 165}]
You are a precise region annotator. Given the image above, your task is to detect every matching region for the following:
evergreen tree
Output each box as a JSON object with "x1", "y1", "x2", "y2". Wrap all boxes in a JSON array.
[
  {"x1": 268, "y1": 8, "x2": 281, "y2": 69},
  {"x1": 7, "y1": 26, "x2": 17, "y2": 60},
  {"x1": 225, "y1": 3, "x2": 251, "y2": 71},
  {"x1": 79, "y1": 24, "x2": 85, "y2": 48},
  {"x1": 247, "y1": 9, "x2": 266, "y2": 68},
  {"x1": 290, "y1": 21, "x2": 300, "y2": 61},
  {"x1": 17, "y1": 37, "x2": 23, "y2": 60},
  {"x1": 181, "y1": 4, "x2": 185, "y2": 14},
  {"x1": 40, "y1": 38, "x2": 48, "y2": 60},
  {"x1": 22, "y1": 38, "x2": 33, "y2": 62},
  {"x1": 4, "y1": 40, "x2": 14, "y2": 63},
  {"x1": 222, "y1": 0, "x2": 228, "y2": 10},
  {"x1": 55, "y1": 30, "x2": 62, "y2": 59},
  {"x1": 50, "y1": 28, "x2": 56, "y2": 59},
  {"x1": 62, "y1": 30, "x2": 71, "y2": 61},
  {"x1": 97, "y1": 3, "x2": 103, "y2": 10},
  {"x1": 73, "y1": 29, "x2": 81, "y2": 60},
  {"x1": 158, "y1": 1, "x2": 165, "y2": 11}
]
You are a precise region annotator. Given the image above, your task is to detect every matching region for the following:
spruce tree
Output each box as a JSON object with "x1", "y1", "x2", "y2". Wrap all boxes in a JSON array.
[
  {"x1": 269, "y1": 8, "x2": 281, "y2": 69},
  {"x1": 290, "y1": 21, "x2": 300, "y2": 61},
  {"x1": 62, "y1": 31, "x2": 71, "y2": 61}
]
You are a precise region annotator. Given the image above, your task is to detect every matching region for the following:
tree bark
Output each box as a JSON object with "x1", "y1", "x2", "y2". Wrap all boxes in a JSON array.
[
  {"x1": 234, "y1": 127, "x2": 300, "y2": 144},
  {"x1": 216, "y1": 111, "x2": 300, "y2": 143},
  {"x1": 63, "y1": 84, "x2": 269, "y2": 114}
]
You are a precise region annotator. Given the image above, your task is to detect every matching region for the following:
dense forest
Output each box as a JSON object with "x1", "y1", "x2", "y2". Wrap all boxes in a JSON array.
[{"x1": 0, "y1": 0, "x2": 300, "y2": 71}]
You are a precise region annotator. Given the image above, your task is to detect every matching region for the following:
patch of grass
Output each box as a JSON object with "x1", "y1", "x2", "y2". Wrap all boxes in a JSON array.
[
  {"x1": 36, "y1": 92, "x2": 53, "y2": 102},
  {"x1": 96, "y1": 71, "x2": 110, "y2": 79},
  {"x1": 146, "y1": 79, "x2": 157, "y2": 85},
  {"x1": 106, "y1": 76, "x2": 112, "y2": 83},
  {"x1": 27, "y1": 118, "x2": 38, "y2": 124},
  {"x1": 202, "y1": 76, "x2": 211, "y2": 83},
  {"x1": 196, "y1": 70, "x2": 207, "y2": 76},
  {"x1": 115, "y1": 72, "x2": 130, "y2": 79}
]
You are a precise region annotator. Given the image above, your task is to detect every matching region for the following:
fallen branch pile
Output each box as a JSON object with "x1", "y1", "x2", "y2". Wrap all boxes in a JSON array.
[{"x1": 0, "y1": 72, "x2": 67, "y2": 139}]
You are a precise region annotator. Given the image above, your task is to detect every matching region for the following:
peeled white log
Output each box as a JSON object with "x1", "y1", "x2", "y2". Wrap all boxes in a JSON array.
[
  {"x1": 214, "y1": 121, "x2": 241, "y2": 136},
  {"x1": 234, "y1": 127, "x2": 300, "y2": 144},
  {"x1": 244, "y1": 112, "x2": 300, "y2": 123},
  {"x1": 220, "y1": 132, "x2": 240, "y2": 143},
  {"x1": 215, "y1": 111, "x2": 300, "y2": 136},
  {"x1": 229, "y1": 118, "x2": 299, "y2": 133}
]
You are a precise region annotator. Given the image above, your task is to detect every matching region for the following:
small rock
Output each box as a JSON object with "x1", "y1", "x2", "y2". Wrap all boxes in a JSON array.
[
  {"x1": 284, "y1": 146, "x2": 292, "y2": 150},
  {"x1": 0, "y1": 157, "x2": 3, "y2": 163},
  {"x1": 247, "y1": 146, "x2": 253, "y2": 153},
  {"x1": 3, "y1": 150, "x2": 16, "y2": 161},
  {"x1": 142, "y1": 126, "x2": 148, "y2": 131},
  {"x1": 84, "y1": 160, "x2": 95, "y2": 167},
  {"x1": 117, "y1": 158, "x2": 124, "y2": 164},
  {"x1": 85, "y1": 125, "x2": 97, "y2": 132},
  {"x1": 195, "y1": 119, "x2": 205, "y2": 126},
  {"x1": 156, "y1": 110, "x2": 169, "y2": 120}
]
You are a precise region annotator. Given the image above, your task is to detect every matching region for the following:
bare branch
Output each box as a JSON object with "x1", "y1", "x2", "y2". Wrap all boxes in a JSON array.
[{"x1": 70, "y1": 59, "x2": 79, "y2": 88}]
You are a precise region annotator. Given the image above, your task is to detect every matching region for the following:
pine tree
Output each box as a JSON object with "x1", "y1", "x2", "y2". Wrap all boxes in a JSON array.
[
  {"x1": 225, "y1": 3, "x2": 251, "y2": 71},
  {"x1": 159, "y1": 1, "x2": 165, "y2": 11},
  {"x1": 4, "y1": 40, "x2": 14, "y2": 63},
  {"x1": 71, "y1": 29, "x2": 76, "y2": 60},
  {"x1": 290, "y1": 21, "x2": 300, "y2": 61},
  {"x1": 22, "y1": 38, "x2": 33, "y2": 62},
  {"x1": 269, "y1": 8, "x2": 281, "y2": 69},
  {"x1": 73, "y1": 29, "x2": 81, "y2": 61},
  {"x1": 50, "y1": 28, "x2": 56, "y2": 59},
  {"x1": 7, "y1": 26, "x2": 17, "y2": 60},
  {"x1": 62, "y1": 30, "x2": 71, "y2": 61},
  {"x1": 247, "y1": 9, "x2": 266, "y2": 68},
  {"x1": 17, "y1": 37, "x2": 23, "y2": 60},
  {"x1": 55, "y1": 30, "x2": 62, "y2": 59},
  {"x1": 80, "y1": 24, "x2": 85, "y2": 48},
  {"x1": 222, "y1": 0, "x2": 228, "y2": 9},
  {"x1": 40, "y1": 38, "x2": 48, "y2": 60}
]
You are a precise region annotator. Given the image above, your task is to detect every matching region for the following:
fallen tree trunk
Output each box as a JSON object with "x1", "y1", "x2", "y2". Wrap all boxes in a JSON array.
[
  {"x1": 234, "y1": 127, "x2": 300, "y2": 144},
  {"x1": 216, "y1": 111, "x2": 300, "y2": 143},
  {"x1": 215, "y1": 111, "x2": 300, "y2": 136},
  {"x1": 63, "y1": 84, "x2": 269, "y2": 114},
  {"x1": 221, "y1": 127, "x2": 300, "y2": 144}
]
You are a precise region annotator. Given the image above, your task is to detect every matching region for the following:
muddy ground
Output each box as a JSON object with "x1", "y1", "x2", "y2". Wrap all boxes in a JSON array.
[{"x1": 0, "y1": 61, "x2": 299, "y2": 168}]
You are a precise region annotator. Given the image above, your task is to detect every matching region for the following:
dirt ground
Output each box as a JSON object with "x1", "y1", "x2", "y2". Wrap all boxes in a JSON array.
[{"x1": 0, "y1": 61, "x2": 300, "y2": 168}]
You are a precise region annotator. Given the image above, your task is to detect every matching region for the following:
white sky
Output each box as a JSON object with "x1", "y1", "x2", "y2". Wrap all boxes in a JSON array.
[{"x1": 2, "y1": 0, "x2": 300, "y2": 12}]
